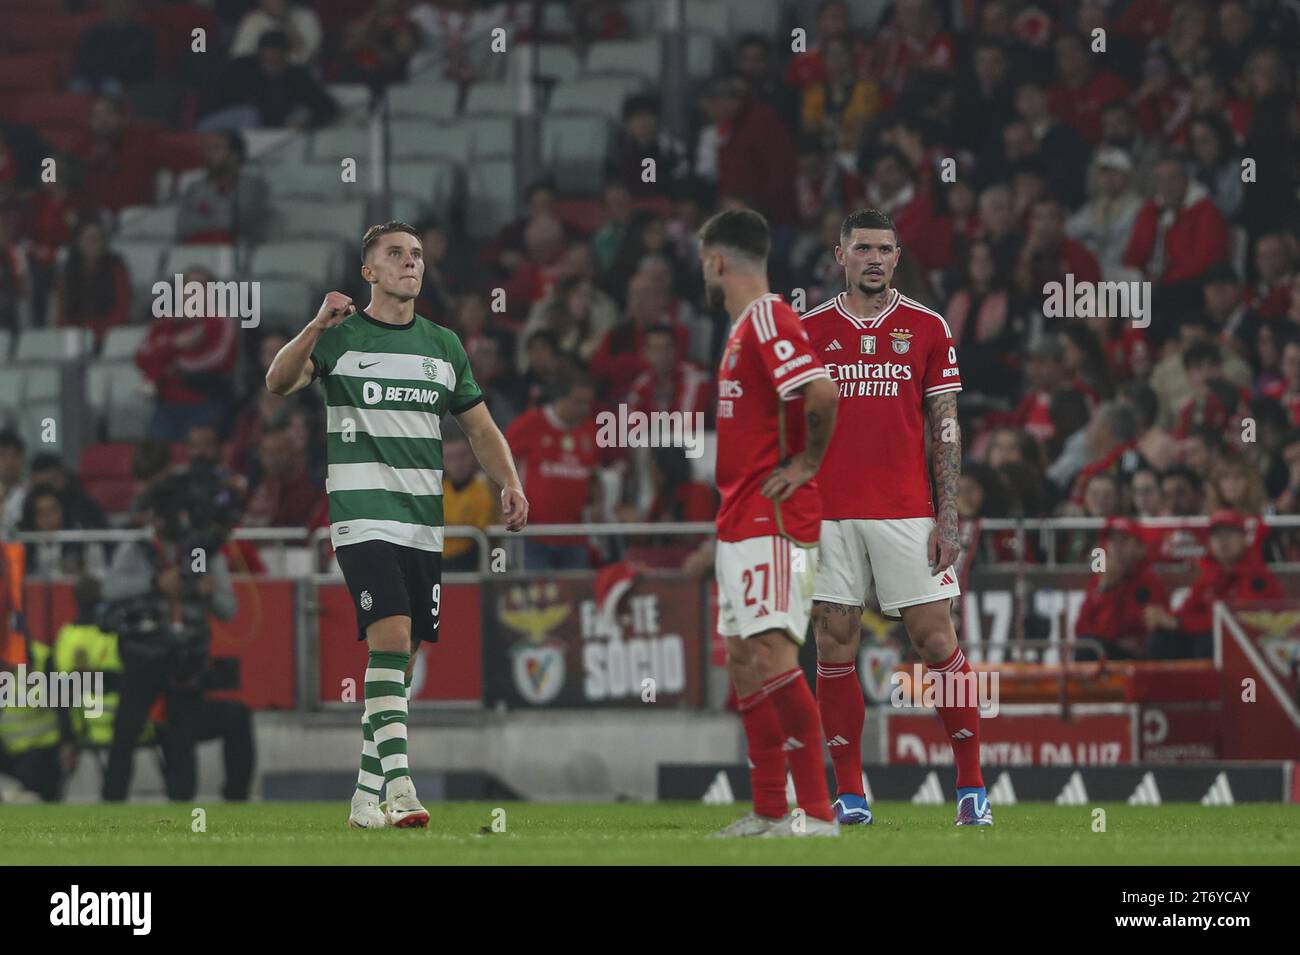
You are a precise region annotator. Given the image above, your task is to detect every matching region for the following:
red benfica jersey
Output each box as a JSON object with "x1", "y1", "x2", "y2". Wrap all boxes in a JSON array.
[
  {"x1": 715, "y1": 293, "x2": 829, "y2": 544},
  {"x1": 505, "y1": 405, "x2": 599, "y2": 546},
  {"x1": 802, "y1": 289, "x2": 961, "y2": 520}
]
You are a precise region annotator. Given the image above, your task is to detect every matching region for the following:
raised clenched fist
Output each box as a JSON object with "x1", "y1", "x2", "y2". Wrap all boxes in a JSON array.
[{"x1": 312, "y1": 291, "x2": 355, "y2": 330}]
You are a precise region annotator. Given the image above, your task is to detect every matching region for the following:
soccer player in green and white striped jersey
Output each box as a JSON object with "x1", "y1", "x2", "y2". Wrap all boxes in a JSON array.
[{"x1": 266, "y1": 221, "x2": 528, "y2": 829}]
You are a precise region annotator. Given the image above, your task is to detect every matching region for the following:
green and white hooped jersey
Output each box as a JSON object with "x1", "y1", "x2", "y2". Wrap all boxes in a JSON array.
[{"x1": 310, "y1": 310, "x2": 484, "y2": 552}]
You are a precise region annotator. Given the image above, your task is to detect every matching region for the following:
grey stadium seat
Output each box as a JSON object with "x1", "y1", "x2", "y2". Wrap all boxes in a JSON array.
[
  {"x1": 22, "y1": 366, "x2": 61, "y2": 402},
  {"x1": 549, "y1": 76, "x2": 646, "y2": 121},
  {"x1": 465, "y1": 159, "x2": 515, "y2": 239},
  {"x1": 113, "y1": 240, "x2": 167, "y2": 299},
  {"x1": 251, "y1": 241, "x2": 342, "y2": 288},
  {"x1": 103, "y1": 362, "x2": 154, "y2": 442},
  {"x1": 265, "y1": 161, "x2": 368, "y2": 202},
  {"x1": 311, "y1": 126, "x2": 372, "y2": 163},
  {"x1": 390, "y1": 159, "x2": 460, "y2": 214},
  {"x1": 508, "y1": 44, "x2": 582, "y2": 84},
  {"x1": 258, "y1": 277, "x2": 317, "y2": 326},
  {"x1": 585, "y1": 39, "x2": 660, "y2": 83},
  {"x1": 118, "y1": 204, "x2": 178, "y2": 241},
  {"x1": 462, "y1": 116, "x2": 513, "y2": 158},
  {"x1": 386, "y1": 82, "x2": 459, "y2": 122},
  {"x1": 685, "y1": 0, "x2": 730, "y2": 35},
  {"x1": 271, "y1": 198, "x2": 366, "y2": 243},
  {"x1": 100, "y1": 324, "x2": 149, "y2": 361},
  {"x1": 15, "y1": 328, "x2": 93, "y2": 363},
  {"x1": 163, "y1": 244, "x2": 235, "y2": 280},
  {"x1": 463, "y1": 81, "x2": 516, "y2": 116},
  {"x1": 543, "y1": 115, "x2": 611, "y2": 195},
  {"x1": 390, "y1": 119, "x2": 472, "y2": 162},
  {"x1": 0, "y1": 369, "x2": 22, "y2": 411}
]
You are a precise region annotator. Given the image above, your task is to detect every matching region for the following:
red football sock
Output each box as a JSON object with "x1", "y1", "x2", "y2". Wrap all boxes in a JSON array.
[
  {"x1": 764, "y1": 668, "x2": 833, "y2": 821},
  {"x1": 737, "y1": 688, "x2": 787, "y2": 820},
  {"x1": 816, "y1": 661, "x2": 864, "y2": 797},
  {"x1": 928, "y1": 647, "x2": 984, "y2": 790}
]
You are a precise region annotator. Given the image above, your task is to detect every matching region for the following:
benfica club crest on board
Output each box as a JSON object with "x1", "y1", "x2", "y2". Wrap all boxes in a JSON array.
[{"x1": 890, "y1": 330, "x2": 913, "y2": 354}]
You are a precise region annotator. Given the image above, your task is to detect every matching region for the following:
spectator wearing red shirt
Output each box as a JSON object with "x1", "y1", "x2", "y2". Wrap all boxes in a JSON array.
[
  {"x1": 589, "y1": 270, "x2": 691, "y2": 396},
  {"x1": 1173, "y1": 341, "x2": 1250, "y2": 439},
  {"x1": 341, "y1": 0, "x2": 424, "y2": 85},
  {"x1": 625, "y1": 325, "x2": 714, "y2": 425},
  {"x1": 703, "y1": 76, "x2": 798, "y2": 226},
  {"x1": 135, "y1": 267, "x2": 240, "y2": 441},
  {"x1": 1007, "y1": 336, "x2": 1068, "y2": 444},
  {"x1": 1073, "y1": 518, "x2": 1168, "y2": 660},
  {"x1": 55, "y1": 221, "x2": 131, "y2": 344},
  {"x1": 1264, "y1": 338, "x2": 1300, "y2": 426},
  {"x1": 616, "y1": 445, "x2": 717, "y2": 563},
  {"x1": 1069, "y1": 401, "x2": 1143, "y2": 505},
  {"x1": 505, "y1": 373, "x2": 606, "y2": 570},
  {"x1": 239, "y1": 425, "x2": 325, "y2": 529},
  {"x1": 78, "y1": 95, "x2": 158, "y2": 213},
  {"x1": 1122, "y1": 155, "x2": 1229, "y2": 319},
  {"x1": 1013, "y1": 198, "x2": 1102, "y2": 306},
  {"x1": 1047, "y1": 32, "x2": 1130, "y2": 145},
  {"x1": 1246, "y1": 232, "x2": 1295, "y2": 319},
  {"x1": 1144, "y1": 509, "x2": 1282, "y2": 658},
  {"x1": 500, "y1": 212, "x2": 569, "y2": 328},
  {"x1": 861, "y1": 0, "x2": 956, "y2": 97},
  {"x1": 782, "y1": 0, "x2": 852, "y2": 90},
  {"x1": 864, "y1": 147, "x2": 943, "y2": 271}
]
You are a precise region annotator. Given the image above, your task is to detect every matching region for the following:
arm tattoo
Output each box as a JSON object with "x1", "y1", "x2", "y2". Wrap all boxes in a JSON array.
[
  {"x1": 926, "y1": 392, "x2": 961, "y2": 543},
  {"x1": 803, "y1": 407, "x2": 833, "y2": 468}
]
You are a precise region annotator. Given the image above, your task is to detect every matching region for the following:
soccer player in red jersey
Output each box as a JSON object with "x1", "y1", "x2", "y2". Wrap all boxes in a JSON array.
[
  {"x1": 701, "y1": 208, "x2": 842, "y2": 837},
  {"x1": 801, "y1": 208, "x2": 991, "y2": 826}
]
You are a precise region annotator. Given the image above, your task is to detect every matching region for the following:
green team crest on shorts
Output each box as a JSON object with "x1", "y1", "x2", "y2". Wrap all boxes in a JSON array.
[{"x1": 311, "y1": 312, "x2": 483, "y2": 552}]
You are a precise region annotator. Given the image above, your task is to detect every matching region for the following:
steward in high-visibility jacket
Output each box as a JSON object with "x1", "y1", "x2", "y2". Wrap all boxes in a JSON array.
[
  {"x1": 0, "y1": 637, "x2": 66, "y2": 802},
  {"x1": 53, "y1": 620, "x2": 154, "y2": 749}
]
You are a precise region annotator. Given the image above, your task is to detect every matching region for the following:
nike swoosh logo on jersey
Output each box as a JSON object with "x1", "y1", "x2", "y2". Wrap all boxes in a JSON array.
[{"x1": 358, "y1": 360, "x2": 381, "y2": 369}]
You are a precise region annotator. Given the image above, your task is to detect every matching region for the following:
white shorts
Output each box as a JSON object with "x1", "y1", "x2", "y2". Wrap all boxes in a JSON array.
[
  {"x1": 813, "y1": 517, "x2": 960, "y2": 617},
  {"x1": 715, "y1": 536, "x2": 818, "y2": 643}
]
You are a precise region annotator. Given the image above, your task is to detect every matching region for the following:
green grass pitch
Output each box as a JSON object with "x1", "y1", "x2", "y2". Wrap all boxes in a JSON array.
[{"x1": 1, "y1": 802, "x2": 1297, "y2": 865}]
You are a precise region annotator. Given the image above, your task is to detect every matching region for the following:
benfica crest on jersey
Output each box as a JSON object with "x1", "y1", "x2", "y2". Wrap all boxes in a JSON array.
[
  {"x1": 890, "y1": 330, "x2": 913, "y2": 354},
  {"x1": 722, "y1": 338, "x2": 740, "y2": 370}
]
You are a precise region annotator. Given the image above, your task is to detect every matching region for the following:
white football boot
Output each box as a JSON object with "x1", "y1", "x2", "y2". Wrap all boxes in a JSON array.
[
  {"x1": 758, "y1": 812, "x2": 841, "y2": 838},
  {"x1": 347, "y1": 791, "x2": 389, "y2": 829},
  {"x1": 383, "y1": 777, "x2": 430, "y2": 828},
  {"x1": 708, "y1": 812, "x2": 783, "y2": 838}
]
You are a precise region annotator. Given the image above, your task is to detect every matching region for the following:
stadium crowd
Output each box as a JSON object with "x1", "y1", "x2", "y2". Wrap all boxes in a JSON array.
[{"x1": 1, "y1": 1, "x2": 1299, "y2": 661}]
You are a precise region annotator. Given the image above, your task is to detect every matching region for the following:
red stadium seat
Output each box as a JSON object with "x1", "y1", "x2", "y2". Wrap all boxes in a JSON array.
[
  {"x1": 0, "y1": 52, "x2": 70, "y2": 92},
  {"x1": 0, "y1": 91, "x2": 95, "y2": 129},
  {"x1": 0, "y1": 13, "x2": 101, "y2": 54},
  {"x1": 151, "y1": 131, "x2": 209, "y2": 172},
  {"x1": 149, "y1": 4, "x2": 217, "y2": 74},
  {"x1": 38, "y1": 127, "x2": 90, "y2": 157},
  {"x1": 80, "y1": 442, "x2": 137, "y2": 481},
  {"x1": 83, "y1": 477, "x2": 138, "y2": 516}
]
